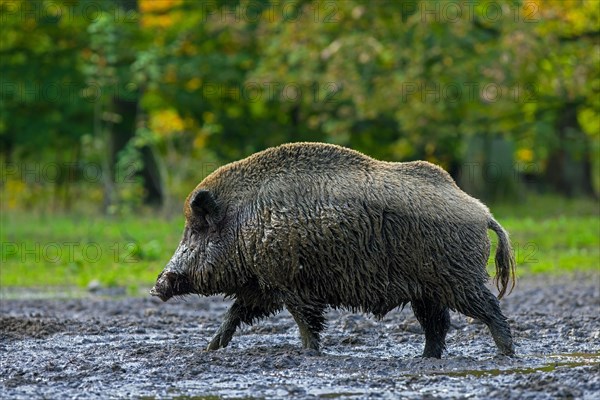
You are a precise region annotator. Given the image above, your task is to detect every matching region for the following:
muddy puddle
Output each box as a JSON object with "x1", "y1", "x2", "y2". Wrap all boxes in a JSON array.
[{"x1": 1, "y1": 273, "x2": 599, "y2": 399}]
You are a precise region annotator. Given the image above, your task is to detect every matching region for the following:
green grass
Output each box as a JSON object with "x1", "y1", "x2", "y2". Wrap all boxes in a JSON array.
[
  {"x1": 0, "y1": 211, "x2": 185, "y2": 293},
  {"x1": 489, "y1": 195, "x2": 599, "y2": 275},
  {"x1": 1, "y1": 195, "x2": 598, "y2": 292}
]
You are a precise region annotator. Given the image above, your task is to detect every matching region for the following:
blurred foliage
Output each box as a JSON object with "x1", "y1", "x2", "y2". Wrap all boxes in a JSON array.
[{"x1": 0, "y1": 0, "x2": 598, "y2": 214}]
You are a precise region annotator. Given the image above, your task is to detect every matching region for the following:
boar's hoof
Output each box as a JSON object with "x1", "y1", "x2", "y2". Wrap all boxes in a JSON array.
[
  {"x1": 421, "y1": 352, "x2": 443, "y2": 359},
  {"x1": 206, "y1": 339, "x2": 221, "y2": 351},
  {"x1": 421, "y1": 343, "x2": 445, "y2": 359},
  {"x1": 300, "y1": 333, "x2": 320, "y2": 352},
  {"x1": 499, "y1": 345, "x2": 515, "y2": 357},
  {"x1": 301, "y1": 348, "x2": 320, "y2": 357},
  {"x1": 206, "y1": 331, "x2": 233, "y2": 351}
]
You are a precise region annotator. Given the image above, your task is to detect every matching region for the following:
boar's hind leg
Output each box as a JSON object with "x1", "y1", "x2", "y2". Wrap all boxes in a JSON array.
[
  {"x1": 207, "y1": 298, "x2": 281, "y2": 351},
  {"x1": 456, "y1": 287, "x2": 515, "y2": 356},
  {"x1": 411, "y1": 298, "x2": 451, "y2": 358},
  {"x1": 285, "y1": 302, "x2": 326, "y2": 351}
]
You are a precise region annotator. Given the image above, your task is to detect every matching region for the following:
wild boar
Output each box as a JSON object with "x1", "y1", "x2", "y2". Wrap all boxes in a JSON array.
[{"x1": 150, "y1": 142, "x2": 516, "y2": 358}]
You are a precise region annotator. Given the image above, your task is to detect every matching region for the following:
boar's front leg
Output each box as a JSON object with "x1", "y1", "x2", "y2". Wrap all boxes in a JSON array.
[{"x1": 207, "y1": 297, "x2": 282, "y2": 351}]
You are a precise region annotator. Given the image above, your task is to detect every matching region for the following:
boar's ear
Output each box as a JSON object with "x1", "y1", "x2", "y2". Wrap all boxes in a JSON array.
[{"x1": 190, "y1": 190, "x2": 220, "y2": 226}]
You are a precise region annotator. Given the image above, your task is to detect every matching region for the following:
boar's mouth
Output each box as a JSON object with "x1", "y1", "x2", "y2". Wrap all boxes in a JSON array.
[
  {"x1": 150, "y1": 271, "x2": 194, "y2": 302},
  {"x1": 149, "y1": 286, "x2": 169, "y2": 302}
]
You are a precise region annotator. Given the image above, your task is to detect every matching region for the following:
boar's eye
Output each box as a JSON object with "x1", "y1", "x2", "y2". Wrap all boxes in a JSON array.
[{"x1": 190, "y1": 189, "x2": 220, "y2": 227}]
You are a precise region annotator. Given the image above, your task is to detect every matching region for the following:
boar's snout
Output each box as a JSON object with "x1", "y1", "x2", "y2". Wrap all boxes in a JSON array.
[
  {"x1": 151, "y1": 242, "x2": 196, "y2": 301},
  {"x1": 150, "y1": 268, "x2": 194, "y2": 301},
  {"x1": 150, "y1": 271, "x2": 177, "y2": 302}
]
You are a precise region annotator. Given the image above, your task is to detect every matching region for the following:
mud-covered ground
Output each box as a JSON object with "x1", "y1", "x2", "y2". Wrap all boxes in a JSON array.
[{"x1": 1, "y1": 273, "x2": 599, "y2": 399}]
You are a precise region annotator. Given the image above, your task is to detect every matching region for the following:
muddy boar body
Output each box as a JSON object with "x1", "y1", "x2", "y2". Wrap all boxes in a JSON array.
[{"x1": 151, "y1": 142, "x2": 515, "y2": 358}]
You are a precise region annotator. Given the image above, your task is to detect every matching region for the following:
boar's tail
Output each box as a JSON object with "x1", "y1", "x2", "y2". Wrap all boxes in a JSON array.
[{"x1": 488, "y1": 217, "x2": 516, "y2": 299}]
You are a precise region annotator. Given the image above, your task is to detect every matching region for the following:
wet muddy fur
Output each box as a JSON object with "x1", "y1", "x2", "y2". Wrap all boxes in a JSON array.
[{"x1": 153, "y1": 142, "x2": 516, "y2": 358}]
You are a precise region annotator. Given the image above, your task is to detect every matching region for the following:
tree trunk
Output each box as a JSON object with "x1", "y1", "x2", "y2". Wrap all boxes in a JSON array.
[
  {"x1": 458, "y1": 134, "x2": 519, "y2": 201},
  {"x1": 544, "y1": 102, "x2": 596, "y2": 198},
  {"x1": 109, "y1": 0, "x2": 163, "y2": 206},
  {"x1": 111, "y1": 98, "x2": 163, "y2": 206}
]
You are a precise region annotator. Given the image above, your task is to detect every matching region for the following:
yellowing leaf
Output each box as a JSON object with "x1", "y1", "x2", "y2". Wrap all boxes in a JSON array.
[
  {"x1": 185, "y1": 77, "x2": 202, "y2": 92},
  {"x1": 517, "y1": 148, "x2": 534, "y2": 163},
  {"x1": 139, "y1": 0, "x2": 183, "y2": 28},
  {"x1": 139, "y1": 0, "x2": 182, "y2": 13},
  {"x1": 149, "y1": 109, "x2": 185, "y2": 137}
]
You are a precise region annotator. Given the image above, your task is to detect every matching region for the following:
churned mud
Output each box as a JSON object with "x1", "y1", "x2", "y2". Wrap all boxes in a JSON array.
[{"x1": 1, "y1": 273, "x2": 599, "y2": 399}]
